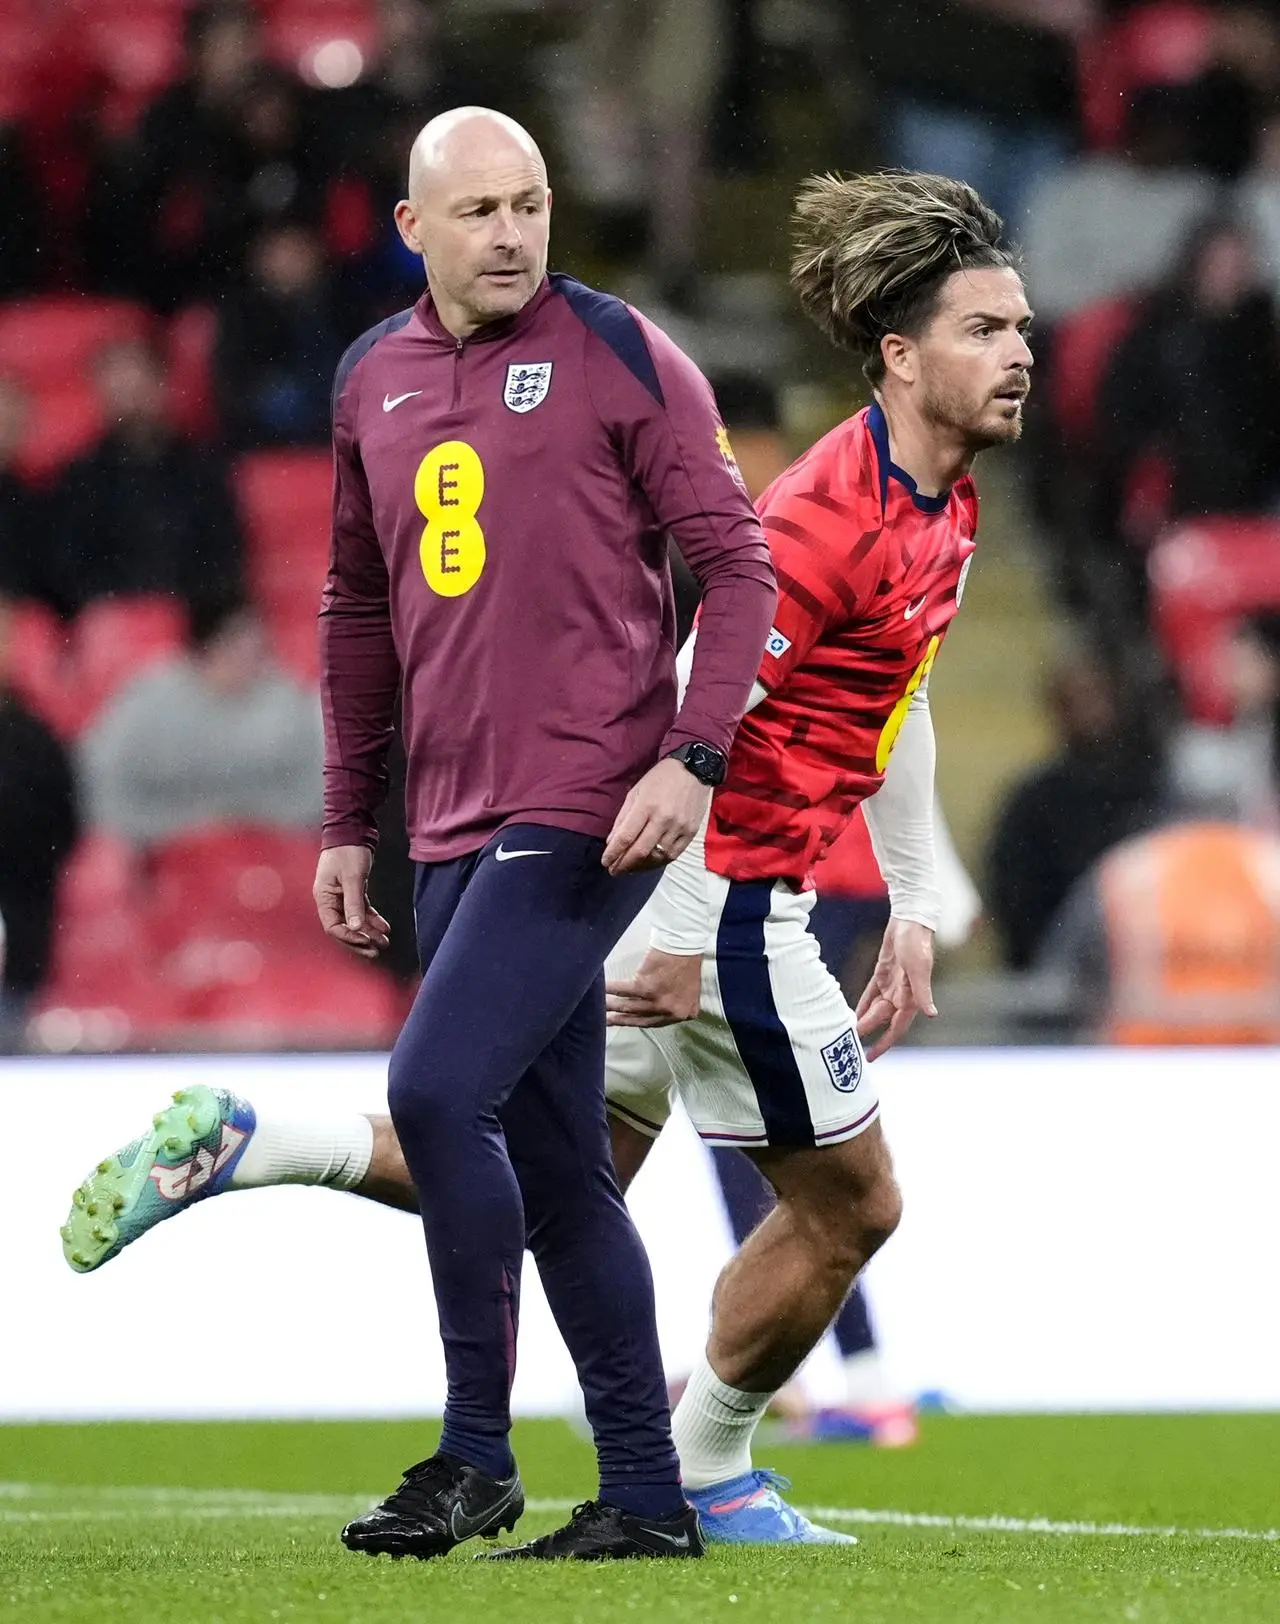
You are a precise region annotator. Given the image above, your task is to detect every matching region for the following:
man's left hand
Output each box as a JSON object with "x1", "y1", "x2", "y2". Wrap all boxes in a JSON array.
[
  {"x1": 602, "y1": 758, "x2": 711, "y2": 875},
  {"x1": 855, "y1": 918, "x2": 938, "y2": 1060},
  {"x1": 606, "y1": 947, "x2": 702, "y2": 1026}
]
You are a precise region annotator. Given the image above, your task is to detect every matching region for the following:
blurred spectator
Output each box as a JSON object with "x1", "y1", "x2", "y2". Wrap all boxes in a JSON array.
[
  {"x1": 987, "y1": 652, "x2": 1162, "y2": 970},
  {"x1": 0, "y1": 375, "x2": 55, "y2": 610},
  {"x1": 1236, "y1": 99, "x2": 1280, "y2": 307},
  {"x1": 51, "y1": 338, "x2": 244, "y2": 615},
  {"x1": 0, "y1": 124, "x2": 39, "y2": 297},
  {"x1": 79, "y1": 591, "x2": 323, "y2": 848},
  {"x1": 1168, "y1": 613, "x2": 1280, "y2": 829},
  {"x1": 851, "y1": 0, "x2": 1079, "y2": 240},
  {"x1": 92, "y1": 1, "x2": 263, "y2": 308},
  {"x1": 1093, "y1": 214, "x2": 1280, "y2": 597},
  {"x1": 317, "y1": 0, "x2": 455, "y2": 173},
  {"x1": 229, "y1": 68, "x2": 331, "y2": 253},
  {"x1": 1023, "y1": 85, "x2": 1216, "y2": 321},
  {"x1": 560, "y1": 0, "x2": 727, "y2": 306},
  {"x1": 1037, "y1": 818, "x2": 1280, "y2": 1045},
  {"x1": 216, "y1": 219, "x2": 350, "y2": 448},
  {"x1": 0, "y1": 600, "x2": 78, "y2": 1048}
]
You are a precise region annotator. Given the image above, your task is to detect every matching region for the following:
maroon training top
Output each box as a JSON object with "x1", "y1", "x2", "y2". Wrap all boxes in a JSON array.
[{"x1": 320, "y1": 273, "x2": 776, "y2": 861}]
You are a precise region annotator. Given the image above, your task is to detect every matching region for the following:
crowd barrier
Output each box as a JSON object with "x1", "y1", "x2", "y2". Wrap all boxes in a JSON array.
[{"x1": 4, "y1": 1047, "x2": 1277, "y2": 1418}]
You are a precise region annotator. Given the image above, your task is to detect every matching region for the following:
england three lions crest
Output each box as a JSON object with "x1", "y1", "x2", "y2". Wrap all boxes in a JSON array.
[{"x1": 504, "y1": 362, "x2": 553, "y2": 413}]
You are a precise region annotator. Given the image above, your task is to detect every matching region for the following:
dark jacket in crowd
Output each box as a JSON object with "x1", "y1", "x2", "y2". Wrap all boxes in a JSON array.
[
  {"x1": 987, "y1": 745, "x2": 1160, "y2": 971},
  {"x1": 52, "y1": 431, "x2": 244, "y2": 613},
  {"x1": 0, "y1": 691, "x2": 78, "y2": 996},
  {"x1": 1097, "y1": 292, "x2": 1280, "y2": 527}
]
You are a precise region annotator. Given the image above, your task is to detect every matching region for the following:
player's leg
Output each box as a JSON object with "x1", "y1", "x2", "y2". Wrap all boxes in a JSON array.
[
  {"x1": 356, "y1": 825, "x2": 690, "y2": 1561},
  {"x1": 657, "y1": 873, "x2": 896, "y2": 1541},
  {"x1": 486, "y1": 976, "x2": 699, "y2": 1561},
  {"x1": 60, "y1": 1086, "x2": 379, "y2": 1272},
  {"x1": 699, "y1": 1125, "x2": 900, "y2": 1393},
  {"x1": 61, "y1": 1060, "x2": 661, "y2": 1275},
  {"x1": 672, "y1": 1128, "x2": 899, "y2": 1543}
]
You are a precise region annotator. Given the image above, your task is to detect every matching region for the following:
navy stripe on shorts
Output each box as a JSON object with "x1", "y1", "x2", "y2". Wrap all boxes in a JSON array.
[{"x1": 715, "y1": 878, "x2": 817, "y2": 1148}]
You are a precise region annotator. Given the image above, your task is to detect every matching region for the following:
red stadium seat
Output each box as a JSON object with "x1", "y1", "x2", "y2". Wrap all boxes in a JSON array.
[
  {"x1": 0, "y1": 297, "x2": 153, "y2": 481},
  {"x1": 71, "y1": 0, "x2": 186, "y2": 130},
  {"x1": 164, "y1": 304, "x2": 219, "y2": 440},
  {"x1": 32, "y1": 833, "x2": 175, "y2": 1052},
  {"x1": 262, "y1": 0, "x2": 378, "y2": 85},
  {"x1": 1078, "y1": 2, "x2": 1214, "y2": 151},
  {"x1": 0, "y1": 296, "x2": 151, "y2": 387},
  {"x1": 1148, "y1": 518, "x2": 1280, "y2": 723},
  {"x1": 235, "y1": 451, "x2": 331, "y2": 670},
  {"x1": 1046, "y1": 296, "x2": 1141, "y2": 449},
  {"x1": 68, "y1": 594, "x2": 187, "y2": 733},
  {"x1": 0, "y1": 4, "x2": 46, "y2": 121},
  {"x1": 147, "y1": 823, "x2": 322, "y2": 957},
  {"x1": 13, "y1": 381, "x2": 103, "y2": 484},
  {"x1": 192, "y1": 956, "x2": 401, "y2": 1048},
  {"x1": 0, "y1": 600, "x2": 76, "y2": 734}
]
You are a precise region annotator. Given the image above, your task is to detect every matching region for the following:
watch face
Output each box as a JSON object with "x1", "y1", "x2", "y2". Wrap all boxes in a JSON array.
[{"x1": 684, "y1": 743, "x2": 727, "y2": 785}]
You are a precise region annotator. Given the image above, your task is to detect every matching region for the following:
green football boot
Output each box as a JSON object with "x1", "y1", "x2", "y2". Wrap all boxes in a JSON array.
[{"x1": 61, "y1": 1085, "x2": 256, "y2": 1273}]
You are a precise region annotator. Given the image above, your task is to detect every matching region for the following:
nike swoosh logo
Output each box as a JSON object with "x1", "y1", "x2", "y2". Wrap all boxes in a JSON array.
[
  {"x1": 449, "y1": 1481, "x2": 522, "y2": 1542},
  {"x1": 382, "y1": 390, "x2": 422, "y2": 412},
  {"x1": 643, "y1": 1528, "x2": 691, "y2": 1549},
  {"x1": 903, "y1": 595, "x2": 927, "y2": 621},
  {"x1": 494, "y1": 845, "x2": 553, "y2": 862}
]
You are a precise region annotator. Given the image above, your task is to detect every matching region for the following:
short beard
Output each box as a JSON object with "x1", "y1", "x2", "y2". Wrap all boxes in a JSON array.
[{"x1": 922, "y1": 381, "x2": 1022, "y2": 451}]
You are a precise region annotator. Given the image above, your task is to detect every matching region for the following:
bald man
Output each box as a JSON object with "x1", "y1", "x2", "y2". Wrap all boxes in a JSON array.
[{"x1": 315, "y1": 109, "x2": 773, "y2": 1560}]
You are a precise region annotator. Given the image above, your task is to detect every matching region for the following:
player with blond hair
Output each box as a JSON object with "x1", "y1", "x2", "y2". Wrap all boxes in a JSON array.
[{"x1": 65, "y1": 168, "x2": 1032, "y2": 1549}]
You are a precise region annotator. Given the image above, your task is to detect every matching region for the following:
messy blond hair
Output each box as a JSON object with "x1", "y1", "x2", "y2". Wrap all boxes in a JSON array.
[{"x1": 790, "y1": 170, "x2": 1016, "y2": 382}]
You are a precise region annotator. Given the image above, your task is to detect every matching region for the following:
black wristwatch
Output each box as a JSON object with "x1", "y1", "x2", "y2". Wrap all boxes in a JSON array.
[{"x1": 667, "y1": 741, "x2": 728, "y2": 786}]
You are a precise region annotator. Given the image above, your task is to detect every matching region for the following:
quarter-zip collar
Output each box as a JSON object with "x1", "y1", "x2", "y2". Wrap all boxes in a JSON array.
[{"x1": 415, "y1": 276, "x2": 555, "y2": 350}]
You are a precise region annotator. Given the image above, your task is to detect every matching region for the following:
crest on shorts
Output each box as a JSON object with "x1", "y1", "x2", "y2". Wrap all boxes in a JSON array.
[
  {"x1": 504, "y1": 361, "x2": 553, "y2": 413},
  {"x1": 821, "y1": 1029, "x2": 862, "y2": 1093}
]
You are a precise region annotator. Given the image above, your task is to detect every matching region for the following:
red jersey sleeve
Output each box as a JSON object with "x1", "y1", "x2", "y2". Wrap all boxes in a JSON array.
[{"x1": 755, "y1": 483, "x2": 883, "y2": 692}]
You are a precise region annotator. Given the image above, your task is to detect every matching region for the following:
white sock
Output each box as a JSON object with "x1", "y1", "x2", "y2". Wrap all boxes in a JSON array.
[
  {"x1": 671, "y1": 1354, "x2": 773, "y2": 1490},
  {"x1": 228, "y1": 1111, "x2": 374, "y2": 1191},
  {"x1": 842, "y1": 1349, "x2": 891, "y2": 1408}
]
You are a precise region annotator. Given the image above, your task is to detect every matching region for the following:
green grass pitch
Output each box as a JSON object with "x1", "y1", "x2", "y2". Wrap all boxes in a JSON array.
[{"x1": 3, "y1": 1415, "x2": 1277, "y2": 1622}]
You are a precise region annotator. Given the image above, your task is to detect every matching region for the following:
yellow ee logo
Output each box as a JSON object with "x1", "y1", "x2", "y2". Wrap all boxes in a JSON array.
[
  {"x1": 876, "y1": 635, "x2": 939, "y2": 772},
  {"x1": 414, "y1": 440, "x2": 486, "y2": 597},
  {"x1": 715, "y1": 423, "x2": 745, "y2": 489}
]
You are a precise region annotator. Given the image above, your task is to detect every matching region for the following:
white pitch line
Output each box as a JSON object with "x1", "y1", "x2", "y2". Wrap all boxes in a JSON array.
[
  {"x1": 1, "y1": 1485, "x2": 1276, "y2": 1545},
  {"x1": 804, "y1": 1505, "x2": 1280, "y2": 1544}
]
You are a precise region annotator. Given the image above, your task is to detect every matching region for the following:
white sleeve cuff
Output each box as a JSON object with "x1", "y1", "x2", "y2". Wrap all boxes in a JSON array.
[{"x1": 647, "y1": 811, "x2": 714, "y2": 954}]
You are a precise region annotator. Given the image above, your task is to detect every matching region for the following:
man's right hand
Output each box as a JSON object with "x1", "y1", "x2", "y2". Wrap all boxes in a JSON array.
[{"x1": 313, "y1": 844, "x2": 391, "y2": 959}]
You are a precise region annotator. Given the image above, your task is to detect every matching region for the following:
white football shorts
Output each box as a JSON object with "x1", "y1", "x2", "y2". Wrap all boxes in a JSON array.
[{"x1": 605, "y1": 872, "x2": 879, "y2": 1149}]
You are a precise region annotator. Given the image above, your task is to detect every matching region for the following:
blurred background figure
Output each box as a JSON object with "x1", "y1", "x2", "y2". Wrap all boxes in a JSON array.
[
  {"x1": 1092, "y1": 215, "x2": 1280, "y2": 615},
  {"x1": 987, "y1": 652, "x2": 1162, "y2": 973},
  {"x1": 216, "y1": 217, "x2": 349, "y2": 448},
  {"x1": 0, "y1": 599, "x2": 78, "y2": 1051},
  {"x1": 0, "y1": 373, "x2": 55, "y2": 610},
  {"x1": 850, "y1": 0, "x2": 1079, "y2": 241},
  {"x1": 1038, "y1": 819, "x2": 1280, "y2": 1046},
  {"x1": 51, "y1": 339, "x2": 244, "y2": 616},
  {"x1": 1167, "y1": 613, "x2": 1280, "y2": 832},
  {"x1": 78, "y1": 591, "x2": 322, "y2": 849},
  {"x1": 1024, "y1": 84, "x2": 1215, "y2": 325},
  {"x1": 92, "y1": 0, "x2": 265, "y2": 308},
  {"x1": 558, "y1": 0, "x2": 727, "y2": 308}
]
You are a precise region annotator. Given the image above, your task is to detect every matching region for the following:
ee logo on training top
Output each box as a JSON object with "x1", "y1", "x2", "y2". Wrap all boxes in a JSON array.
[{"x1": 415, "y1": 440, "x2": 486, "y2": 597}]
